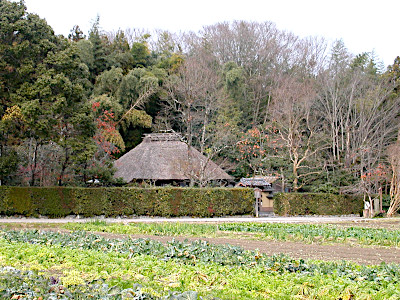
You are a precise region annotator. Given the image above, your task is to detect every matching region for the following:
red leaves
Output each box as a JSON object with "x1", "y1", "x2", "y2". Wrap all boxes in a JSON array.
[
  {"x1": 237, "y1": 127, "x2": 266, "y2": 163},
  {"x1": 93, "y1": 109, "x2": 120, "y2": 156},
  {"x1": 91, "y1": 101, "x2": 100, "y2": 112},
  {"x1": 95, "y1": 110, "x2": 116, "y2": 135},
  {"x1": 361, "y1": 163, "x2": 389, "y2": 182}
]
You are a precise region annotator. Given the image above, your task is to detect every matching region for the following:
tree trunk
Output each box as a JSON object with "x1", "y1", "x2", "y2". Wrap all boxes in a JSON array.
[
  {"x1": 293, "y1": 163, "x2": 299, "y2": 192},
  {"x1": 0, "y1": 145, "x2": 2, "y2": 186},
  {"x1": 30, "y1": 142, "x2": 39, "y2": 186},
  {"x1": 58, "y1": 147, "x2": 69, "y2": 186}
]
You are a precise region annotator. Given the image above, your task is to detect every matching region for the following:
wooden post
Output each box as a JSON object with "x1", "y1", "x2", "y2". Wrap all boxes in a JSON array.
[
  {"x1": 363, "y1": 194, "x2": 370, "y2": 218},
  {"x1": 254, "y1": 188, "x2": 261, "y2": 218}
]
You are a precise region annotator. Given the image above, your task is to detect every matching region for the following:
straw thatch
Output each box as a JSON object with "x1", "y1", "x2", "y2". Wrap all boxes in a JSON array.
[{"x1": 114, "y1": 133, "x2": 233, "y2": 183}]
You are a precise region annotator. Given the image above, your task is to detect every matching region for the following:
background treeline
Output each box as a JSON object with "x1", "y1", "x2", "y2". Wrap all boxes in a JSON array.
[{"x1": 1, "y1": 1, "x2": 400, "y2": 200}]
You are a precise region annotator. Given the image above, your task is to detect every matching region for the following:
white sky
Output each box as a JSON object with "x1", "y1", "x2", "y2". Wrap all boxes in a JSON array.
[{"x1": 22, "y1": 0, "x2": 399, "y2": 68}]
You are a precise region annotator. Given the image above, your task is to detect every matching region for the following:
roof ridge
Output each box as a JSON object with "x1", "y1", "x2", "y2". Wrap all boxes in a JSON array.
[{"x1": 143, "y1": 132, "x2": 182, "y2": 142}]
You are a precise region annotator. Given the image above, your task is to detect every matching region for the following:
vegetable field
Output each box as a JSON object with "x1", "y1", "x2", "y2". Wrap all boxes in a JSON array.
[
  {"x1": 1, "y1": 220, "x2": 400, "y2": 299},
  {"x1": 62, "y1": 221, "x2": 400, "y2": 247}
]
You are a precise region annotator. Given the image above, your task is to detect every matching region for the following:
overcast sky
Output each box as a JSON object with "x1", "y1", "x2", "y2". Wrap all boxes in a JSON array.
[{"x1": 22, "y1": 0, "x2": 399, "y2": 68}]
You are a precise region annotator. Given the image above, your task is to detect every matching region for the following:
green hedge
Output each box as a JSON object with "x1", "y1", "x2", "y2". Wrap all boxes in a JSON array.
[
  {"x1": 274, "y1": 193, "x2": 364, "y2": 216},
  {"x1": 0, "y1": 186, "x2": 254, "y2": 218}
]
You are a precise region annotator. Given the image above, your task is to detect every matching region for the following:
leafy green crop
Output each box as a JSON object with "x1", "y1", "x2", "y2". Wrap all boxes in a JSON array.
[
  {"x1": 2, "y1": 229, "x2": 400, "y2": 299},
  {"x1": 0, "y1": 267, "x2": 167, "y2": 299},
  {"x1": 63, "y1": 220, "x2": 400, "y2": 247},
  {"x1": 0, "y1": 229, "x2": 259, "y2": 267},
  {"x1": 63, "y1": 221, "x2": 219, "y2": 237},
  {"x1": 218, "y1": 222, "x2": 400, "y2": 247},
  {"x1": 2, "y1": 229, "x2": 400, "y2": 283}
]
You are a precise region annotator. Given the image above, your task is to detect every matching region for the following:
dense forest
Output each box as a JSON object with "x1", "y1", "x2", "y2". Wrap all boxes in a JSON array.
[{"x1": 1, "y1": 1, "x2": 399, "y2": 199}]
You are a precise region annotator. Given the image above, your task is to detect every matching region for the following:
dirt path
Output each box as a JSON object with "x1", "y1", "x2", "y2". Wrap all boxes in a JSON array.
[{"x1": 0, "y1": 216, "x2": 364, "y2": 224}]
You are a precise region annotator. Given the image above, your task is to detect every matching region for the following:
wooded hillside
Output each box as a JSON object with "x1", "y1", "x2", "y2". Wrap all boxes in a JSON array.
[{"x1": 1, "y1": 0, "x2": 399, "y2": 198}]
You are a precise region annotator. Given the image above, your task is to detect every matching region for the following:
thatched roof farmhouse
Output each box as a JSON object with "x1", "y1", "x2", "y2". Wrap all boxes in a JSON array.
[{"x1": 114, "y1": 133, "x2": 233, "y2": 185}]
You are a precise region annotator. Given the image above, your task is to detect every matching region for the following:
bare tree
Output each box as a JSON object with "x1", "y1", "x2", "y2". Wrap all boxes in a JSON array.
[
  {"x1": 159, "y1": 49, "x2": 235, "y2": 186},
  {"x1": 186, "y1": 21, "x2": 295, "y2": 125},
  {"x1": 316, "y1": 42, "x2": 400, "y2": 194},
  {"x1": 122, "y1": 28, "x2": 151, "y2": 46},
  {"x1": 316, "y1": 42, "x2": 369, "y2": 168},
  {"x1": 270, "y1": 74, "x2": 327, "y2": 191},
  {"x1": 349, "y1": 83, "x2": 399, "y2": 181},
  {"x1": 194, "y1": 21, "x2": 327, "y2": 126},
  {"x1": 387, "y1": 139, "x2": 400, "y2": 216}
]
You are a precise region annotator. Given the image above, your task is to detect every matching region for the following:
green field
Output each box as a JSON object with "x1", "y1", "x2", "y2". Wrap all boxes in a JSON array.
[
  {"x1": 63, "y1": 220, "x2": 400, "y2": 247},
  {"x1": 1, "y1": 223, "x2": 400, "y2": 299}
]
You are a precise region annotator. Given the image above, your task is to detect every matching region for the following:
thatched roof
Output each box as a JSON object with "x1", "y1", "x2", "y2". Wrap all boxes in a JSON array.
[{"x1": 114, "y1": 133, "x2": 233, "y2": 182}]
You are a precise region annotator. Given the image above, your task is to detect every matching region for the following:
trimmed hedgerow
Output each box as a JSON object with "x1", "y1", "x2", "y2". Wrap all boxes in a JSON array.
[
  {"x1": 31, "y1": 187, "x2": 76, "y2": 217},
  {"x1": 0, "y1": 186, "x2": 253, "y2": 218},
  {"x1": 274, "y1": 193, "x2": 364, "y2": 216},
  {"x1": 5, "y1": 187, "x2": 34, "y2": 216},
  {"x1": 0, "y1": 186, "x2": 10, "y2": 214},
  {"x1": 0, "y1": 187, "x2": 366, "y2": 218}
]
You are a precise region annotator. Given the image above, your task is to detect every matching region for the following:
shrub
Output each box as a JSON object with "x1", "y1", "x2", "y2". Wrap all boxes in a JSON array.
[
  {"x1": 32, "y1": 187, "x2": 76, "y2": 217},
  {"x1": 6, "y1": 187, "x2": 34, "y2": 216},
  {"x1": 73, "y1": 187, "x2": 110, "y2": 217},
  {"x1": 274, "y1": 193, "x2": 364, "y2": 216},
  {"x1": 0, "y1": 186, "x2": 10, "y2": 214},
  {"x1": 0, "y1": 186, "x2": 254, "y2": 218}
]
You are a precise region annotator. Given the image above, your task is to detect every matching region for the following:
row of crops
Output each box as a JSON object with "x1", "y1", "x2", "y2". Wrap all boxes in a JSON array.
[
  {"x1": 0, "y1": 267, "x2": 197, "y2": 299},
  {"x1": 218, "y1": 223, "x2": 400, "y2": 247},
  {"x1": 1, "y1": 228, "x2": 400, "y2": 299},
  {"x1": 62, "y1": 220, "x2": 400, "y2": 247}
]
